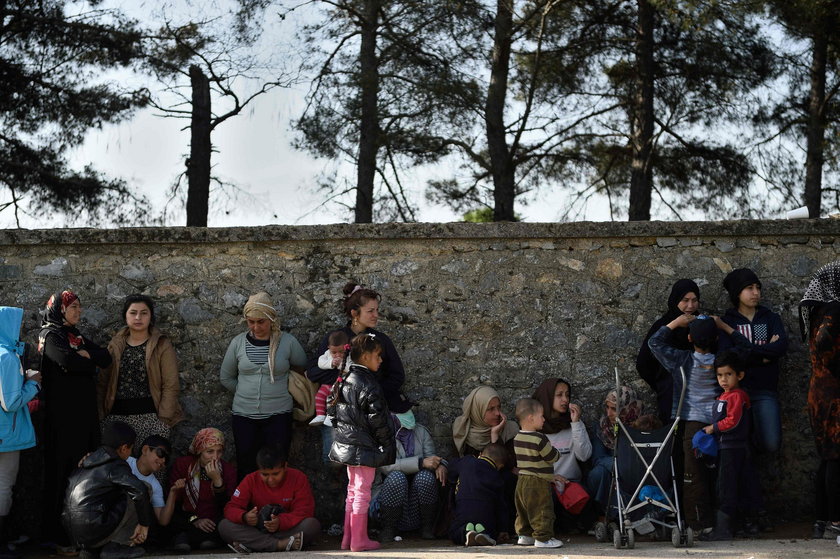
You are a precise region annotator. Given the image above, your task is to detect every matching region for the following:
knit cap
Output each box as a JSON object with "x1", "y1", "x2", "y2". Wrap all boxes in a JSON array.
[{"x1": 723, "y1": 268, "x2": 761, "y2": 303}]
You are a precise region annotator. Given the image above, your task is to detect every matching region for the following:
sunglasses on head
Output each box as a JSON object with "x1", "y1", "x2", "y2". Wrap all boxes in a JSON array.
[{"x1": 148, "y1": 446, "x2": 169, "y2": 460}]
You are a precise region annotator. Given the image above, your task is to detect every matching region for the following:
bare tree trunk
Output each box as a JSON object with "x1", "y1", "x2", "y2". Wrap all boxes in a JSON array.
[
  {"x1": 355, "y1": 0, "x2": 381, "y2": 224},
  {"x1": 804, "y1": 26, "x2": 827, "y2": 219},
  {"x1": 187, "y1": 65, "x2": 211, "y2": 227},
  {"x1": 486, "y1": 0, "x2": 516, "y2": 222},
  {"x1": 628, "y1": 0, "x2": 655, "y2": 221}
]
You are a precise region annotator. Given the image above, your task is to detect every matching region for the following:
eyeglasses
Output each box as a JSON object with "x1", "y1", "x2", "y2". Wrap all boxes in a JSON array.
[{"x1": 148, "y1": 446, "x2": 169, "y2": 460}]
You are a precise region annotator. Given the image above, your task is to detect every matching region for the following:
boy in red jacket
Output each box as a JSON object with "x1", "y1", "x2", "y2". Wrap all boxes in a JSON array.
[
  {"x1": 701, "y1": 351, "x2": 761, "y2": 541},
  {"x1": 218, "y1": 444, "x2": 320, "y2": 552}
]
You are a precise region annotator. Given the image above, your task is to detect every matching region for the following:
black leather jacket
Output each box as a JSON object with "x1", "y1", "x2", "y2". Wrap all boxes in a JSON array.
[
  {"x1": 62, "y1": 447, "x2": 154, "y2": 546},
  {"x1": 328, "y1": 364, "x2": 396, "y2": 468}
]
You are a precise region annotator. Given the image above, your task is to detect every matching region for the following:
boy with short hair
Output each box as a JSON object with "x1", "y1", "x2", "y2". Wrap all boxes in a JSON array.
[
  {"x1": 700, "y1": 351, "x2": 761, "y2": 540},
  {"x1": 219, "y1": 444, "x2": 320, "y2": 552},
  {"x1": 512, "y1": 398, "x2": 562, "y2": 549},
  {"x1": 447, "y1": 442, "x2": 509, "y2": 547},
  {"x1": 63, "y1": 421, "x2": 153, "y2": 559},
  {"x1": 128, "y1": 435, "x2": 179, "y2": 529},
  {"x1": 648, "y1": 314, "x2": 749, "y2": 533}
]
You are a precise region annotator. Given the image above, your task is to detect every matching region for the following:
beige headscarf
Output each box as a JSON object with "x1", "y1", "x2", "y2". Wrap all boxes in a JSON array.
[
  {"x1": 452, "y1": 386, "x2": 519, "y2": 456},
  {"x1": 242, "y1": 292, "x2": 283, "y2": 383}
]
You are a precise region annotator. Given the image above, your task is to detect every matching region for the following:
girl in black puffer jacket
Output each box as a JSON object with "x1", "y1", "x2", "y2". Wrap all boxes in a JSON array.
[{"x1": 328, "y1": 334, "x2": 395, "y2": 552}]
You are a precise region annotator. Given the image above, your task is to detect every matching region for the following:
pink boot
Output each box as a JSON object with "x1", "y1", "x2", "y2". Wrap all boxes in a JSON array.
[
  {"x1": 341, "y1": 509, "x2": 352, "y2": 550},
  {"x1": 350, "y1": 512, "x2": 380, "y2": 552}
]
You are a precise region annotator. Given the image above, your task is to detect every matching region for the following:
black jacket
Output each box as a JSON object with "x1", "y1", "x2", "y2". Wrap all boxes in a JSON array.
[
  {"x1": 306, "y1": 326, "x2": 406, "y2": 411},
  {"x1": 719, "y1": 305, "x2": 788, "y2": 392},
  {"x1": 328, "y1": 364, "x2": 396, "y2": 468},
  {"x1": 62, "y1": 447, "x2": 154, "y2": 546}
]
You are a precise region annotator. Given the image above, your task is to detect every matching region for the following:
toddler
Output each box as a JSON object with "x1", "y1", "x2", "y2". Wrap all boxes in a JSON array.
[
  {"x1": 513, "y1": 398, "x2": 562, "y2": 548},
  {"x1": 448, "y1": 442, "x2": 509, "y2": 547},
  {"x1": 310, "y1": 330, "x2": 351, "y2": 426},
  {"x1": 328, "y1": 334, "x2": 395, "y2": 552}
]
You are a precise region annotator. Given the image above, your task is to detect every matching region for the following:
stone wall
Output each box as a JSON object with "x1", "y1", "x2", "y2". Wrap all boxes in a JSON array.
[{"x1": 3, "y1": 219, "x2": 837, "y2": 529}]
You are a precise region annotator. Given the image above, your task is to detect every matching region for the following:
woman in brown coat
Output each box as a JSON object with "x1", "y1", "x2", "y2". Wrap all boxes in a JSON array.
[
  {"x1": 98, "y1": 294, "x2": 183, "y2": 446},
  {"x1": 799, "y1": 261, "x2": 840, "y2": 539}
]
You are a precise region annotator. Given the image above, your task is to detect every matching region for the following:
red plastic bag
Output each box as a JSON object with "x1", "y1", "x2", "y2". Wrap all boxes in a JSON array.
[{"x1": 554, "y1": 481, "x2": 590, "y2": 515}]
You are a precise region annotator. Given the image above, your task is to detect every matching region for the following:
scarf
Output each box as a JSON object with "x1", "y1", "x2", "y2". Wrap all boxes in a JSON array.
[
  {"x1": 38, "y1": 291, "x2": 84, "y2": 352},
  {"x1": 242, "y1": 292, "x2": 283, "y2": 383},
  {"x1": 660, "y1": 279, "x2": 701, "y2": 350},
  {"x1": 393, "y1": 415, "x2": 416, "y2": 457},
  {"x1": 597, "y1": 386, "x2": 643, "y2": 451},
  {"x1": 452, "y1": 386, "x2": 519, "y2": 456},
  {"x1": 532, "y1": 378, "x2": 572, "y2": 434},
  {"x1": 186, "y1": 428, "x2": 225, "y2": 511},
  {"x1": 800, "y1": 260, "x2": 840, "y2": 340}
]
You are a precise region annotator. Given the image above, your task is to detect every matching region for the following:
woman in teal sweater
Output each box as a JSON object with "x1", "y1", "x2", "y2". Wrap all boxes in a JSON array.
[{"x1": 220, "y1": 292, "x2": 307, "y2": 480}]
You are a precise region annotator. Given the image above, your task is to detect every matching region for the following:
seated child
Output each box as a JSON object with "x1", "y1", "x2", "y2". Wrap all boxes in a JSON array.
[
  {"x1": 648, "y1": 314, "x2": 748, "y2": 533},
  {"x1": 513, "y1": 398, "x2": 562, "y2": 549},
  {"x1": 701, "y1": 351, "x2": 761, "y2": 540},
  {"x1": 310, "y1": 330, "x2": 351, "y2": 426},
  {"x1": 62, "y1": 421, "x2": 153, "y2": 559},
  {"x1": 127, "y1": 435, "x2": 178, "y2": 542},
  {"x1": 218, "y1": 444, "x2": 320, "y2": 552},
  {"x1": 447, "y1": 442, "x2": 509, "y2": 547}
]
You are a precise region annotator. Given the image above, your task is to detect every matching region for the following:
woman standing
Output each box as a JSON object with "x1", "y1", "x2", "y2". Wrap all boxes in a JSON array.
[
  {"x1": 98, "y1": 294, "x2": 183, "y2": 447},
  {"x1": 799, "y1": 261, "x2": 840, "y2": 539},
  {"x1": 220, "y1": 292, "x2": 307, "y2": 479},
  {"x1": 636, "y1": 279, "x2": 700, "y2": 423},
  {"x1": 39, "y1": 291, "x2": 112, "y2": 551},
  {"x1": 306, "y1": 282, "x2": 407, "y2": 461}
]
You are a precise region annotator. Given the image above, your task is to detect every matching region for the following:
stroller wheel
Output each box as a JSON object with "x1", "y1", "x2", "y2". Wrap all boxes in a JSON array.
[
  {"x1": 685, "y1": 527, "x2": 694, "y2": 547},
  {"x1": 613, "y1": 529, "x2": 623, "y2": 549},
  {"x1": 626, "y1": 528, "x2": 635, "y2": 549},
  {"x1": 608, "y1": 522, "x2": 619, "y2": 539},
  {"x1": 594, "y1": 522, "x2": 608, "y2": 543},
  {"x1": 671, "y1": 527, "x2": 681, "y2": 547}
]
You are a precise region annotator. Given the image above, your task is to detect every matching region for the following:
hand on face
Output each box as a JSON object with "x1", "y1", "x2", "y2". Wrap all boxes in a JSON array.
[{"x1": 569, "y1": 402, "x2": 581, "y2": 423}]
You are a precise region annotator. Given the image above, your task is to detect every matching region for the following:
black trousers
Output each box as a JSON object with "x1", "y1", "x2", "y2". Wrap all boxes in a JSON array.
[
  {"x1": 716, "y1": 447, "x2": 760, "y2": 517},
  {"x1": 231, "y1": 413, "x2": 292, "y2": 481}
]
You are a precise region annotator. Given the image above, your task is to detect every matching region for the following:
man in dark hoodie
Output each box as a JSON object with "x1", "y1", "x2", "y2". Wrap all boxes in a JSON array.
[
  {"x1": 62, "y1": 421, "x2": 153, "y2": 559},
  {"x1": 718, "y1": 269, "x2": 788, "y2": 455}
]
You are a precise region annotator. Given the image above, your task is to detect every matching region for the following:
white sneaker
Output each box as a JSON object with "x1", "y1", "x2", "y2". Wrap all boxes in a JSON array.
[
  {"x1": 516, "y1": 535, "x2": 535, "y2": 545},
  {"x1": 309, "y1": 415, "x2": 326, "y2": 426},
  {"x1": 534, "y1": 538, "x2": 563, "y2": 548},
  {"x1": 323, "y1": 415, "x2": 333, "y2": 427}
]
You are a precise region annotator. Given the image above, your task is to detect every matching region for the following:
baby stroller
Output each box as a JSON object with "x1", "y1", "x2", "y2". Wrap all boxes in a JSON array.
[{"x1": 593, "y1": 367, "x2": 694, "y2": 549}]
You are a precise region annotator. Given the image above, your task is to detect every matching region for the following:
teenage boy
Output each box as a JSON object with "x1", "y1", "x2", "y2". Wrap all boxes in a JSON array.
[
  {"x1": 648, "y1": 314, "x2": 748, "y2": 534},
  {"x1": 700, "y1": 351, "x2": 761, "y2": 540},
  {"x1": 218, "y1": 444, "x2": 320, "y2": 552},
  {"x1": 513, "y1": 398, "x2": 562, "y2": 549},
  {"x1": 62, "y1": 421, "x2": 153, "y2": 559},
  {"x1": 127, "y1": 435, "x2": 179, "y2": 529}
]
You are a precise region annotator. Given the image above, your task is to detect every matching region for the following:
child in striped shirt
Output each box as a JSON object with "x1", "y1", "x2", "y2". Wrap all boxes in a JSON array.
[{"x1": 513, "y1": 398, "x2": 563, "y2": 548}]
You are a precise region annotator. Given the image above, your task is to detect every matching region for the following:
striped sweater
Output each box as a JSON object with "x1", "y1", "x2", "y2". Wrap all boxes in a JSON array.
[{"x1": 514, "y1": 430, "x2": 560, "y2": 481}]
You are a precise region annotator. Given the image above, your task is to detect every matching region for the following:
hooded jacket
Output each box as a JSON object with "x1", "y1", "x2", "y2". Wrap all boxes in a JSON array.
[
  {"x1": 0, "y1": 307, "x2": 38, "y2": 452},
  {"x1": 62, "y1": 446, "x2": 154, "y2": 546},
  {"x1": 98, "y1": 326, "x2": 183, "y2": 426},
  {"x1": 719, "y1": 306, "x2": 788, "y2": 393},
  {"x1": 328, "y1": 364, "x2": 396, "y2": 468}
]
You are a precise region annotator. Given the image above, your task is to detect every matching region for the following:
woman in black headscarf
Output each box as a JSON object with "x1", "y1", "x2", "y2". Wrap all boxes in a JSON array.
[
  {"x1": 636, "y1": 279, "x2": 701, "y2": 422},
  {"x1": 39, "y1": 291, "x2": 112, "y2": 551}
]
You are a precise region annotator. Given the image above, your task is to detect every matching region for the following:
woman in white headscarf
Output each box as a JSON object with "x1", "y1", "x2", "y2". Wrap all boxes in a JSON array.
[{"x1": 220, "y1": 292, "x2": 306, "y2": 479}]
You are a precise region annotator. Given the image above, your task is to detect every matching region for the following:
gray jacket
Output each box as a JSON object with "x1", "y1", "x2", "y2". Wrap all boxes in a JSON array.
[{"x1": 372, "y1": 423, "x2": 437, "y2": 500}]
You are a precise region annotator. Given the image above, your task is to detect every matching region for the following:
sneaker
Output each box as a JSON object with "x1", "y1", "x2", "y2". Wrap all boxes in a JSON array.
[
  {"x1": 516, "y1": 535, "x2": 535, "y2": 545},
  {"x1": 826, "y1": 522, "x2": 840, "y2": 535},
  {"x1": 812, "y1": 521, "x2": 826, "y2": 539},
  {"x1": 171, "y1": 532, "x2": 191, "y2": 553},
  {"x1": 323, "y1": 416, "x2": 333, "y2": 427},
  {"x1": 309, "y1": 415, "x2": 326, "y2": 426},
  {"x1": 475, "y1": 533, "x2": 496, "y2": 546},
  {"x1": 465, "y1": 530, "x2": 479, "y2": 547},
  {"x1": 198, "y1": 540, "x2": 217, "y2": 550},
  {"x1": 100, "y1": 542, "x2": 144, "y2": 559},
  {"x1": 534, "y1": 538, "x2": 563, "y2": 548},
  {"x1": 227, "y1": 542, "x2": 251, "y2": 555}
]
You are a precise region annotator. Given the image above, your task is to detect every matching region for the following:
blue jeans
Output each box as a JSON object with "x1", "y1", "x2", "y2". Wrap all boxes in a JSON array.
[
  {"x1": 321, "y1": 424, "x2": 334, "y2": 464},
  {"x1": 747, "y1": 389, "x2": 781, "y2": 453}
]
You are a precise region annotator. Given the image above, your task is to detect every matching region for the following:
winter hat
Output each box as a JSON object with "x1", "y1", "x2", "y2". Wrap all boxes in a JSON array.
[
  {"x1": 688, "y1": 316, "x2": 717, "y2": 349},
  {"x1": 723, "y1": 268, "x2": 761, "y2": 306}
]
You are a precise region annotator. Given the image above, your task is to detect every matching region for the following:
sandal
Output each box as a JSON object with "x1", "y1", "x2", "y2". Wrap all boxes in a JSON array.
[
  {"x1": 227, "y1": 542, "x2": 251, "y2": 554},
  {"x1": 283, "y1": 532, "x2": 304, "y2": 552}
]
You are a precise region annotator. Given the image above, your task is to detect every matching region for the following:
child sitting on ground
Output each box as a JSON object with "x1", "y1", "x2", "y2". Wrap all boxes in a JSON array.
[
  {"x1": 648, "y1": 314, "x2": 748, "y2": 534},
  {"x1": 513, "y1": 397, "x2": 562, "y2": 549},
  {"x1": 700, "y1": 351, "x2": 761, "y2": 540},
  {"x1": 447, "y1": 442, "x2": 510, "y2": 547},
  {"x1": 310, "y1": 330, "x2": 351, "y2": 426}
]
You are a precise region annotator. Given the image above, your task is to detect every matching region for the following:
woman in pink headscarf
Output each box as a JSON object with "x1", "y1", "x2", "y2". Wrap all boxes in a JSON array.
[{"x1": 167, "y1": 428, "x2": 238, "y2": 551}]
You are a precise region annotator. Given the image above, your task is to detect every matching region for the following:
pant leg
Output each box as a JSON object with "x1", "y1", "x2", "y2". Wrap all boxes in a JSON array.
[
  {"x1": 0, "y1": 451, "x2": 20, "y2": 516},
  {"x1": 262, "y1": 412, "x2": 293, "y2": 462},
  {"x1": 321, "y1": 425, "x2": 334, "y2": 465},
  {"x1": 747, "y1": 390, "x2": 781, "y2": 454},
  {"x1": 514, "y1": 477, "x2": 532, "y2": 537},
  {"x1": 716, "y1": 449, "x2": 738, "y2": 517},
  {"x1": 682, "y1": 421, "x2": 712, "y2": 528},
  {"x1": 348, "y1": 466, "x2": 376, "y2": 514},
  {"x1": 517, "y1": 476, "x2": 554, "y2": 542},
  {"x1": 273, "y1": 517, "x2": 321, "y2": 547},
  {"x1": 816, "y1": 459, "x2": 840, "y2": 522},
  {"x1": 218, "y1": 519, "x2": 281, "y2": 552},
  {"x1": 399, "y1": 470, "x2": 437, "y2": 531},
  {"x1": 231, "y1": 415, "x2": 262, "y2": 481}
]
